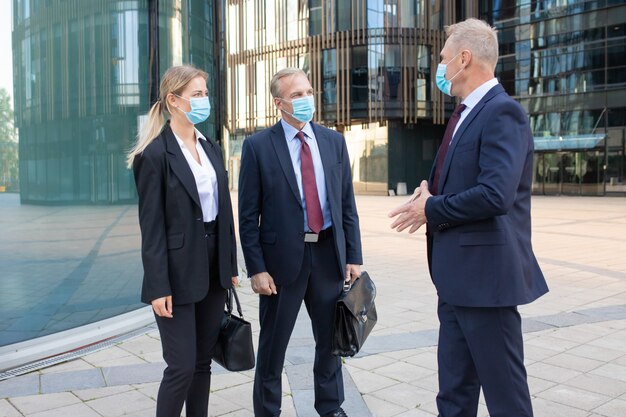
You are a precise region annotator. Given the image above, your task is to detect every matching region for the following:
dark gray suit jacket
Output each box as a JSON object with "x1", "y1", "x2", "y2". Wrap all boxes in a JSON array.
[{"x1": 133, "y1": 123, "x2": 237, "y2": 305}]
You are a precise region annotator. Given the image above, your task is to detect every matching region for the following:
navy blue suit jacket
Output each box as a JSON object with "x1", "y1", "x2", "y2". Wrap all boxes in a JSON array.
[
  {"x1": 425, "y1": 84, "x2": 548, "y2": 307},
  {"x1": 238, "y1": 121, "x2": 362, "y2": 285}
]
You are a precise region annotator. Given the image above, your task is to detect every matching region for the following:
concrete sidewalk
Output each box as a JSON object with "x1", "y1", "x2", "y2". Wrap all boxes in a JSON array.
[{"x1": 1, "y1": 195, "x2": 625, "y2": 417}]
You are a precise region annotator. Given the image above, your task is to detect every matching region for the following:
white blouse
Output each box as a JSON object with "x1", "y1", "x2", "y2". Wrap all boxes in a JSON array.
[{"x1": 173, "y1": 129, "x2": 219, "y2": 222}]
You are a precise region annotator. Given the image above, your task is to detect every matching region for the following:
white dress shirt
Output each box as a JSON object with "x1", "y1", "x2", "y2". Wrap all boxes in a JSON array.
[
  {"x1": 453, "y1": 78, "x2": 500, "y2": 140},
  {"x1": 173, "y1": 129, "x2": 219, "y2": 222},
  {"x1": 280, "y1": 119, "x2": 332, "y2": 232}
]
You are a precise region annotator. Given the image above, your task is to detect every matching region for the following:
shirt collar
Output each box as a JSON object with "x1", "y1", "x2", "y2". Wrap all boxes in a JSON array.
[
  {"x1": 281, "y1": 119, "x2": 315, "y2": 141},
  {"x1": 172, "y1": 127, "x2": 206, "y2": 148},
  {"x1": 461, "y1": 78, "x2": 499, "y2": 110}
]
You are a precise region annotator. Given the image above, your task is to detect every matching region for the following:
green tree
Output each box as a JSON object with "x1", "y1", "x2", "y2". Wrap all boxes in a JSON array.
[{"x1": 0, "y1": 87, "x2": 19, "y2": 191}]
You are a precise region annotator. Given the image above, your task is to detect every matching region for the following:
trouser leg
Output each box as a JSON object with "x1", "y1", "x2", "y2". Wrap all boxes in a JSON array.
[
  {"x1": 304, "y1": 238, "x2": 344, "y2": 416},
  {"x1": 185, "y1": 285, "x2": 226, "y2": 417},
  {"x1": 455, "y1": 305, "x2": 533, "y2": 417},
  {"x1": 253, "y1": 252, "x2": 310, "y2": 417},
  {"x1": 155, "y1": 303, "x2": 197, "y2": 417},
  {"x1": 436, "y1": 300, "x2": 480, "y2": 417}
]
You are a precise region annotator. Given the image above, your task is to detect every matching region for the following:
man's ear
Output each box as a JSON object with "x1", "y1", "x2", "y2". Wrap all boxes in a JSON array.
[
  {"x1": 273, "y1": 96, "x2": 283, "y2": 110},
  {"x1": 461, "y1": 49, "x2": 472, "y2": 67}
]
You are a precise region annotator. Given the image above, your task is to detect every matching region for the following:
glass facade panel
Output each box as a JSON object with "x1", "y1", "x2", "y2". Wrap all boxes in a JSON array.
[
  {"x1": 429, "y1": 0, "x2": 443, "y2": 29},
  {"x1": 256, "y1": 61, "x2": 269, "y2": 126},
  {"x1": 310, "y1": 0, "x2": 322, "y2": 35},
  {"x1": 387, "y1": 45, "x2": 401, "y2": 102},
  {"x1": 351, "y1": 46, "x2": 368, "y2": 104},
  {"x1": 486, "y1": 0, "x2": 626, "y2": 194},
  {"x1": 322, "y1": 49, "x2": 337, "y2": 105},
  {"x1": 1, "y1": 0, "x2": 221, "y2": 348},
  {"x1": 367, "y1": 0, "x2": 385, "y2": 29},
  {"x1": 337, "y1": 0, "x2": 351, "y2": 31},
  {"x1": 368, "y1": 41, "x2": 384, "y2": 102},
  {"x1": 344, "y1": 123, "x2": 388, "y2": 194},
  {"x1": 399, "y1": 0, "x2": 416, "y2": 28},
  {"x1": 412, "y1": 45, "x2": 431, "y2": 113}
]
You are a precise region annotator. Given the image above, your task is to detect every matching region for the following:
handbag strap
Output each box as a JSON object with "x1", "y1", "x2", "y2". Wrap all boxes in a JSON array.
[
  {"x1": 225, "y1": 288, "x2": 233, "y2": 314},
  {"x1": 225, "y1": 287, "x2": 245, "y2": 319}
]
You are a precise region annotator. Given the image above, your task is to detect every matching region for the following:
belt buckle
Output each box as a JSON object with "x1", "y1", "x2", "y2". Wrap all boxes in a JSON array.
[{"x1": 304, "y1": 232, "x2": 319, "y2": 243}]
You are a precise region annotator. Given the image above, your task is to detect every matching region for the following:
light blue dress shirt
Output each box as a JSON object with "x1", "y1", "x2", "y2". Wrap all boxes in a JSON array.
[{"x1": 280, "y1": 119, "x2": 332, "y2": 232}]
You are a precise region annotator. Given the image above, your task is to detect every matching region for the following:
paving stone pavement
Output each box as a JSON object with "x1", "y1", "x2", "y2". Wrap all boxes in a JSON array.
[{"x1": 1, "y1": 194, "x2": 626, "y2": 416}]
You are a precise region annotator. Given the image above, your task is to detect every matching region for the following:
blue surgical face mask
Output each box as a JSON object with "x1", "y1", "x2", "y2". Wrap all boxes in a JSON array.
[
  {"x1": 176, "y1": 95, "x2": 211, "y2": 124},
  {"x1": 436, "y1": 52, "x2": 464, "y2": 96},
  {"x1": 280, "y1": 95, "x2": 315, "y2": 123}
]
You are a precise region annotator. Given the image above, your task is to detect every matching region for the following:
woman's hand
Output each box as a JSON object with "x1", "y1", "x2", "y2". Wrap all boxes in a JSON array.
[
  {"x1": 231, "y1": 276, "x2": 239, "y2": 287},
  {"x1": 152, "y1": 296, "x2": 173, "y2": 318}
]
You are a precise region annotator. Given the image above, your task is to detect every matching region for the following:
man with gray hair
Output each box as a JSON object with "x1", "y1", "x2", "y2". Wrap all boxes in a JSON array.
[
  {"x1": 239, "y1": 68, "x2": 362, "y2": 417},
  {"x1": 389, "y1": 18, "x2": 548, "y2": 417}
]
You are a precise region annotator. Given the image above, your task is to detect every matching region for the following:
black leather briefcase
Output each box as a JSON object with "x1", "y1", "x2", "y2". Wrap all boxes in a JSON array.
[{"x1": 332, "y1": 271, "x2": 377, "y2": 357}]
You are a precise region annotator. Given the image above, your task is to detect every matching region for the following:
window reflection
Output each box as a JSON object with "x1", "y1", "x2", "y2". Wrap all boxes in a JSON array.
[
  {"x1": 256, "y1": 61, "x2": 268, "y2": 126},
  {"x1": 367, "y1": 0, "x2": 384, "y2": 29},
  {"x1": 398, "y1": 0, "x2": 425, "y2": 28},
  {"x1": 1, "y1": 0, "x2": 221, "y2": 349},
  {"x1": 114, "y1": 10, "x2": 140, "y2": 106},
  {"x1": 337, "y1": 0, "x2": 350, "y2": 31},
  {"x1": 371, "y1": 44, "x2": 402, "y2": 103},
  {"x1": 322, "y1": 49, "x2": 337, "y2": 105},
  {"x1": 351, "y1": 46, "x2": 368, "y2": 103},
  {"x1": 310, "y1": 0, "x2": 322, "y2": 35},
  {"x1": 344, "y1": 123, "x2": 388, "y2": 194},
  {"x1": 492, "y1": 1, "x2": 626, "y2": 195}
]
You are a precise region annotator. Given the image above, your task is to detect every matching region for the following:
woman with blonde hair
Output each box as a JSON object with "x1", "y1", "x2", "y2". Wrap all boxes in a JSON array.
[{"x1": 129, "y1": 65, "x2": 238, "y2": 417}]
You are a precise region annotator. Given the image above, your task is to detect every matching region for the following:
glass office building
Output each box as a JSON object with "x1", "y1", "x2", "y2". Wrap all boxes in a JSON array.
[
  {"x1": 13, "y1": 0, "x2": 223, "y2": 204},
  {"x1": 1, "y1": 0, "x2": 223, "y2": 353},
  {"x1": 225, "y1": 0, "x2": 625, "y2": 196},
  {"x1": 224, "y1": 0, "x2": 478, "y2": 194},
  {"x1": 481, "y1": 0, "x2": 626, "y2": 195}
]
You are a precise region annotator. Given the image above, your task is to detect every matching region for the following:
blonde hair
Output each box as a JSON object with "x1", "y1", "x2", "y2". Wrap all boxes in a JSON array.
[
  {"x1": 270, "y1": 68, "x2": 308, "y2": 98},
  {"x1": 126, "y1": 65, "x2": 208, "y2": 168},
  {"x1": 445, "y1": 18, "x2": 499, "y2": 71}
]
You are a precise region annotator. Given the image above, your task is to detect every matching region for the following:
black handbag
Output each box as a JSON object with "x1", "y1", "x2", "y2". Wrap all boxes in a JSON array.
[
  {"x1": 331, "y1": 271, "x2": 377, "y2": 357},
  {"x1": 213, "y1": 287, "x2": 255, "y2": 371}
]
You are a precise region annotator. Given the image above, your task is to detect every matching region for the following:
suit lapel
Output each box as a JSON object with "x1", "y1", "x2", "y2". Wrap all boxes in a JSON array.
[
  {"x1": 438, "y1": 84, "x2": 505, "y2": 194},
  {"x1": 163, "y1": 125, "x2": 202, "y2": 208},
  {"x1": 270, "y1": 122, "x2": 301, "y2": 204},
  {"x1": 311, "y1": 123, "x2": 332, "y2": 192}
]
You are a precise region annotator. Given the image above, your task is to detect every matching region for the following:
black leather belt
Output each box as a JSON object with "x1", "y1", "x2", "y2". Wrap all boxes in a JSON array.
[{"x1": 304, "y1": 227, "x2": 332, "y2": 243}]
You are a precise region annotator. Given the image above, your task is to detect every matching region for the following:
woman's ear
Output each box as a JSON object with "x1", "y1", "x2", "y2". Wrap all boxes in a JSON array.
[{"x1": 166, "y1": 93, "x2": 177, "y2": 108}]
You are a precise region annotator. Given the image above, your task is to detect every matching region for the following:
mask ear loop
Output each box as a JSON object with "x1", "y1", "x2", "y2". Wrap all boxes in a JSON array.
[
  {"x1": 447, "y1": 50, "x2": 469, "y2": 82},
  {"x1": 276, "y1": 97, "x2": 294, "y2": 118}
]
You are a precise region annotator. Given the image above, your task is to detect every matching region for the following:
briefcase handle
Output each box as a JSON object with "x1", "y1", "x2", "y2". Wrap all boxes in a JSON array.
[
  {"x1": 343, "y1": 274, "x2": 360, "y2": 293},
  {"x1": 225, "y1": 287, "x2": 245, "y2": 319}
]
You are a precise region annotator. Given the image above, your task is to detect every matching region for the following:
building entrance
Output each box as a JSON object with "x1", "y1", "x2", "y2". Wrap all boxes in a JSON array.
[{"x1": 534, "y1": 150, "x2": 605, "y2": 196}]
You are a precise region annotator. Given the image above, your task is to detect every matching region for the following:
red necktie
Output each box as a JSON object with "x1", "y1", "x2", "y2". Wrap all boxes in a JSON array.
[
  {"x1": 431, "y1": 104, "x2": 467, "y2": 194},
  {"x1": 296, "y1": 131, "x2": 324, "y2": 233}
]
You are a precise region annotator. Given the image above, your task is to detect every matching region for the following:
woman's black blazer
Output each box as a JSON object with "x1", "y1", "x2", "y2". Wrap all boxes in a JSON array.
[{"x1": 133, "y1": 123, "x2": 237, "y2": 305}]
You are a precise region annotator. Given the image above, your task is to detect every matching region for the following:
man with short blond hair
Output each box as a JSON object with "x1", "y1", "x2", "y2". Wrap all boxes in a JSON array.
[
  {"x1": 239, "y1": 68, "x2": 362, "y2": 417},
  {"x1": 390, "y1": 18, "x2": 548, "y2": 417}
]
